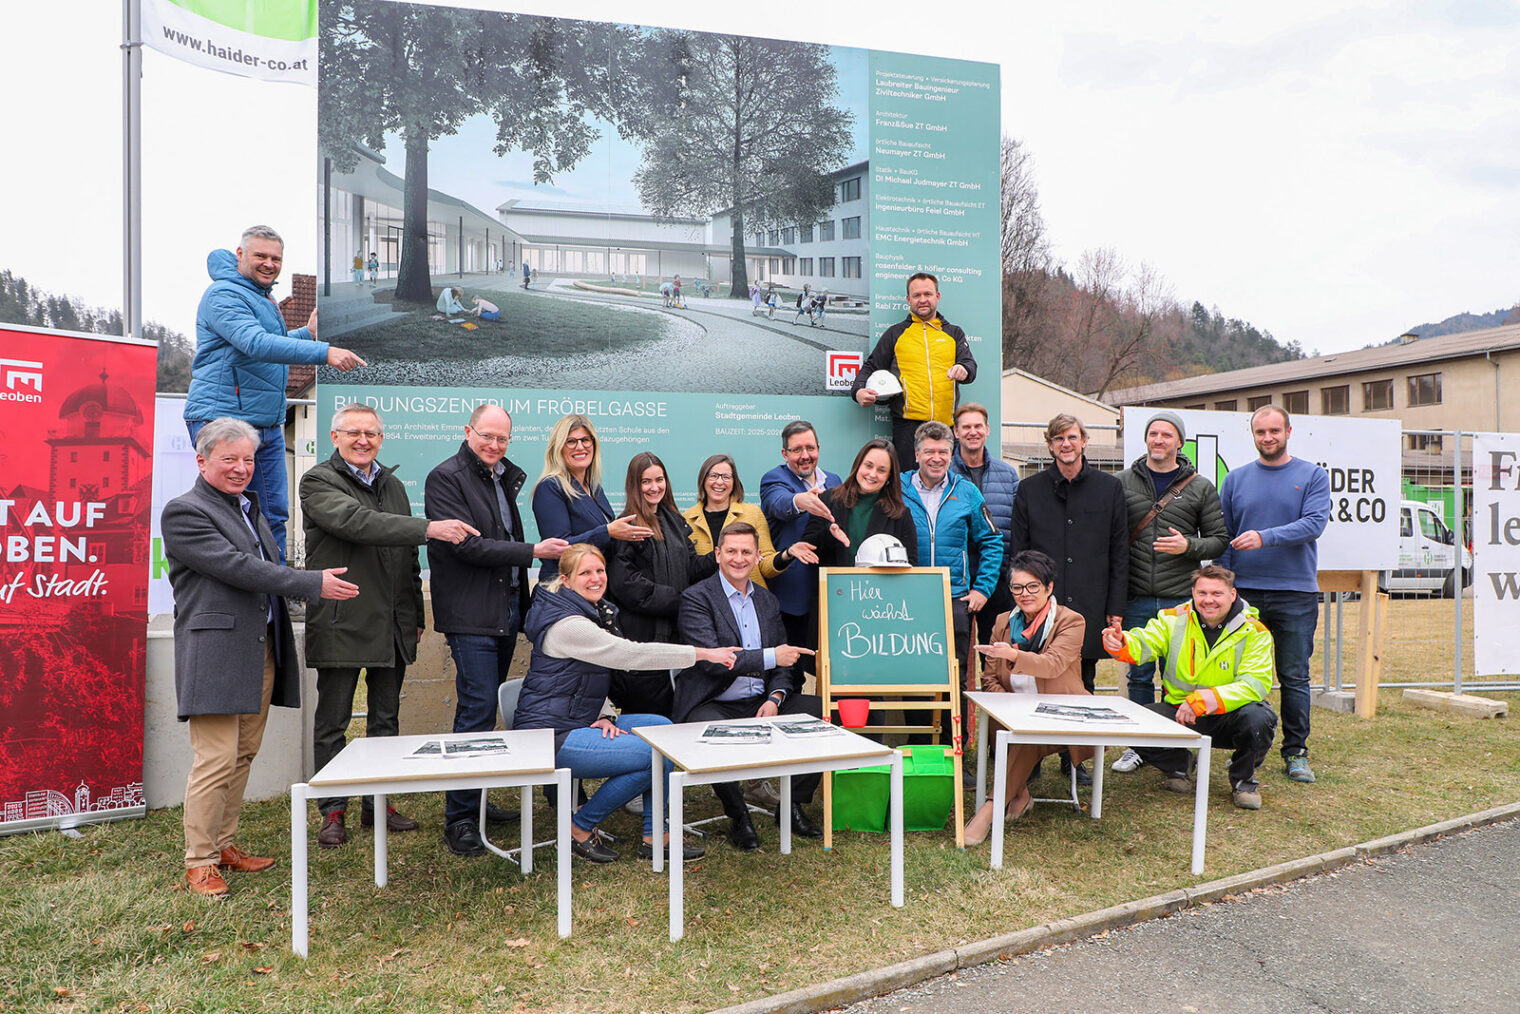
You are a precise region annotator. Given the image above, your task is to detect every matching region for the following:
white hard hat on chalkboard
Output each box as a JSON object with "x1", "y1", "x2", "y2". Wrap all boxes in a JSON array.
[{"x1": 855, "y1": 534, "x2": 912, "y2": 568}]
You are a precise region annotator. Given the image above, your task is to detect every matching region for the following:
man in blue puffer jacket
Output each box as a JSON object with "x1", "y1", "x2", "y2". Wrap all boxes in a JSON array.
[
  {"x1": 903, "y1": 420, "x2": 1002, "y2": 744},
  {"x1": 949, "y1": 403, "x2": 1018, "y2": 647},
  {"x1": 183, "y1": 225, "x2": 367, "y2": 559}
]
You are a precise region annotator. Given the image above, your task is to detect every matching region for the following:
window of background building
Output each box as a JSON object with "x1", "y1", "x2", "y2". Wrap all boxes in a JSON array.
[
  {"x1": 842, "y1": 216, "x2": 861, "y2": 240},
  {"x1": 800, "y1": 224, "x2": 813, "y2": 243},
  {"x1": 842, "y1": 256, "x2": 861, "y2": 279},
  {"x1": 819, "y1": 220, "x2": 835, "y2": 241},
  {"x1": 1283, "y1": 390, "x2": 1309, "y2": 415},
  {"x1": 755, "y1": 232, "x2": 765, "y2": 247},
  {"x1": 1185, "y1": 403, "x2": 1205, "y2": 411},
  {"x1": 1408, "y1": 433, "x2": 1444, "y2": 452},
  {"x1": 769, "y1": 257, "x2": 781, "y2": 272},
  {"x1": 1247, "y1": 395, "x2": 1273, "y2": 411},
  {"x1": 781, "y1": 227, "x2": 796, "y2": 245},
  {"x1": 1321, "y1": 385, "x2": 1349, "y2": 415},
  {"x1": 1363, "y1": 378, "x2": 1394, "y2": 410},
  {"x1": 799, "y1": 257, "x2": 812, "y2": 275},
  {"x1": 1214, "y1": 399, "x2": 1238, "y2": 411},
  {"x1": 782, "y1": 256, "x2": 796, "y2": 273},
  {"x1": 1407, "y1": 372, "x2": 1442, "y2": 406},
  {"x1": 838, "y1": 177, "x2": 861, "y2": 202},
  {"x1": 819, "y1": 257, "x2": 836, "y2": 277},
  {"x1": 768, "y1": 229, "x2": 780, "y2": 245}
]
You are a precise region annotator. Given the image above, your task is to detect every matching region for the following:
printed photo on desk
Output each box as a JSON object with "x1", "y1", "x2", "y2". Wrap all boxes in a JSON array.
[{"x1": 698, "y1": 724, "x2": 773, "y2": 745}]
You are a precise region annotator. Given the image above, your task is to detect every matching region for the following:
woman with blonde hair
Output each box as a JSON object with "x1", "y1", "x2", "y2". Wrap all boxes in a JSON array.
[
  {"x1": 683, "y1": 453, "x2": 814, "y2": 588},
  {"x1": 532, "y1": 414, "x2": 652, "y2": 583},
  {"x1": 513, "y1": 543, "x2": 739, "y2": 862}
]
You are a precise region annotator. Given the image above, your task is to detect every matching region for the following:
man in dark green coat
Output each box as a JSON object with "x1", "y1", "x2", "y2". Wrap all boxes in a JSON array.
[
  {"x1": 301, "y1": 404, "x2": 479, "y2": 847},
  {"x1": 1113, "y1": 410, "x2": 1229, "y2": 772}
]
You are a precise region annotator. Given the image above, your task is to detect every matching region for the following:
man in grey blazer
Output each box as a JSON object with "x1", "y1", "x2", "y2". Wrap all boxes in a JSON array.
[
  {"x1": 675, "y1": 521, "x2": 824, "y2": 850},
  {"x1": 163, "y1": 417, "x2": 358, "y2": 897}
]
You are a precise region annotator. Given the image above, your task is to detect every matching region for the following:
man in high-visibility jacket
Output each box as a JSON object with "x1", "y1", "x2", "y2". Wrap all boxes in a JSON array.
[{"x1": 1102, "y1": 564, "x2": 1278, "y2": 810}]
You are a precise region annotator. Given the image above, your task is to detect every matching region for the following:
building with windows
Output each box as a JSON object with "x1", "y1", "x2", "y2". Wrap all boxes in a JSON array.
[
  {"x1": 1103, "y1": 322, "x2": 1520, "y2": 454},
  {"x1": 318, "y1": 144, "x2": 524, "y2": 289},
  {"x1": 493, "y1": 162, "x2": 870, "y2": 297}
]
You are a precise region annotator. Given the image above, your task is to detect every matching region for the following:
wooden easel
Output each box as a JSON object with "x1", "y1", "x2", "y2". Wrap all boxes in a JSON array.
[{"x1": 817, "y1": 566, "x2": 966, "y2": 848}]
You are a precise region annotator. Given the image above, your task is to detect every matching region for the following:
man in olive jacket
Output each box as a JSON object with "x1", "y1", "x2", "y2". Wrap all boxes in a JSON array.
[
  {"x1": 301, "y1": 404, "x2": 479, "y2": 848},
  {"x1": 1116, "y1": 411, "x2": 1229, "y2": 712}
]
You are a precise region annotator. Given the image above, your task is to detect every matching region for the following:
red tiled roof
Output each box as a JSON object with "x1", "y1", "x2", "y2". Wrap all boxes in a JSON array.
[{"x1": 281, "y1": 274, "x2": 317, "y2": 397}]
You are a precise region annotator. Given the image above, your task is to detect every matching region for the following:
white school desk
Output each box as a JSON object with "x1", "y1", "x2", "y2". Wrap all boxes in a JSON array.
[
  {"x1": 633, "y1": 717, "x2": 903, "y2": 941},
  {"x1": 965, "y1": 692, "x2": 1211, "y2": 875},
  {"x1": 290, "y1": 729, "x2": 571, "y2": 957}
]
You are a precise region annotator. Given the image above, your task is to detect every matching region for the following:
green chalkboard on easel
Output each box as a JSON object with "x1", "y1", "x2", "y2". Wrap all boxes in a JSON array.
[{"x1": 819, "y1": 567, "x2": 956, "y2": 692}]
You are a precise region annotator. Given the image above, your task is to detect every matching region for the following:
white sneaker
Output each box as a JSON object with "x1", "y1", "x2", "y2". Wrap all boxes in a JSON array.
[{"x1": 1111, "y1": 748, "x2": 1144, "y2": 773}]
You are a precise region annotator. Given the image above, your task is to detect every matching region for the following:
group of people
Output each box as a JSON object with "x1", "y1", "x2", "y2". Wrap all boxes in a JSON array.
[{"x1": 165, "y1": 237, "x2": 1331, "y2": 898}]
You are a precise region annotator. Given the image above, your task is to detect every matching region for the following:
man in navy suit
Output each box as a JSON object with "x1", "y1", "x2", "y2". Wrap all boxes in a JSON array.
[
  {"x1": 676, "y1": 522, "x2": 825, "y2": 849},
  {"x1": 759, "y1": 420, "x2": 840, "y2": 684}
]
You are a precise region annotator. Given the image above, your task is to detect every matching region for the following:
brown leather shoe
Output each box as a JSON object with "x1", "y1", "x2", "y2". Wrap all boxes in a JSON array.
[
  {"x1": 360, "y1": 805, "x2": 420, "y2": 833},
  {"x1": 318, "y1": 811, "x2": 348, "y2": 849},
  {"x1": 185, "y1": 865, "x2": 229, "y2": 897},
  {"x1": 218, "y1": 845, "x2": 276, "y2": 873}
]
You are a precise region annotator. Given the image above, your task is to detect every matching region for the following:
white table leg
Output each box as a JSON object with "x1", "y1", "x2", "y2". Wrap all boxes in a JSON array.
[
  {"x1": 291, "y1": 783, "x2": 309, "y2": 958},
  {"x1": 520, "y1": 784, "x2": 534, "y2": 875},
  {"x1": 975, "y1": 707, "x2": 988, "y2": 810},
  {"x1": 991, "y1": 731, "x2": 1009, "y2": 870},
  {"x1": 889, "y1": 752, "x2": 903, "y2": 908},
  {"x1": 1091, "y1": 741, "x2": 1105, "y2": 820},
  {"x1": 1191, "y1": 741, "x2": 1211, "y2": 875},
  {"x1": 649, "y1": 748, "x2": 664, "y2": 873},
  {"x1": 556, "y1": 769, "x2": 571, "y2": 938},
  {"x1": 779, "y1": 774, "x2": 792, "y2": 855},
  {"x1": 373, "y1": 792, "x2": 387, "y2": 888},
  {"x1": 669, "y1": 770, "x2": 686, "y2": 941}
]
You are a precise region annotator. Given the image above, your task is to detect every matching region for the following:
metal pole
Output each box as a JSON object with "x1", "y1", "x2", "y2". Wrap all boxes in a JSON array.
[
  {"x1": 458, "y1": 215, "x2": 464, "y2": 278},
  {"x1": 121, "y1": 0, "x2": 143, "y2": 338},
  {"x1": 1453, "y1": 430, "x2": 1465, "y2": 694},
  {"x1": 1335, "y1": 594, "x2": 1344, "y2": 691},
  {"x1": 1321, "y1": 593, "x2": 1331, "y2": 689},
  {"x1": 322, "y1": 158, "x2": 331, "y2": 298}
]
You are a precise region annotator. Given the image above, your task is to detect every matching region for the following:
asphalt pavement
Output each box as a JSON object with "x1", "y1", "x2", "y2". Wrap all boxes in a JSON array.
[{"x1": 839, "y1": 818, "x2": 1520, "y2": 1014}]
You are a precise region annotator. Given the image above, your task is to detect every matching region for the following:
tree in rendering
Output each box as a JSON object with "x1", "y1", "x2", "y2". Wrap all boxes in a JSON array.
[{"x1": 632, "y1": 32, "x2": 853, "y2": 297}]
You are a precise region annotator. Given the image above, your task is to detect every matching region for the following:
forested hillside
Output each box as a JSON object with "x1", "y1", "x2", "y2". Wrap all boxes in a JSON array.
[{"x1": 0, "y1": 270, "x2": 192, "y2": 391}]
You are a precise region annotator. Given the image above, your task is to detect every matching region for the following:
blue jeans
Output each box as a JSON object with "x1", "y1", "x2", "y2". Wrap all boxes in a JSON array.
[
  {"x1": 1237, "y1": 588, "x2": 1319, "y2": 758},
  {"x1": 186, "y1": 419, "x2": 289, "y2": 562},
  {"x1": 1122, "y1": 595, "x2": 1189, "y2": 704},
  {"x1": 443, "y1": 622, "x2": 519, "y2": 826},
  {"x1": 556, "y1": 714, "x2": 674, "y2": 838}
]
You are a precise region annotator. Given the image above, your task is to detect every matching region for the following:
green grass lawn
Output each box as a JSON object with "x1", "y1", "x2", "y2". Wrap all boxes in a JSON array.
[
  {"x1": 4, "y1": 597, "x2": 1517, "y2": 1013},
  {"x1": 348, "y1": 281, "x2": 673, "y2": 364}
]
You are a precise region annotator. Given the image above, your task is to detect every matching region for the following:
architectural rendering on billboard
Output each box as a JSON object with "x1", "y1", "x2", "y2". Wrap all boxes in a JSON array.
[{"x1": 315, "y1": 1, "x2": 1000, "y2": 530}]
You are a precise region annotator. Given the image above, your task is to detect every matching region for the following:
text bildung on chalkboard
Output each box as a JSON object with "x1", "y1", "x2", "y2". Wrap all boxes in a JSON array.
[{"x1": 819, "y1": 567, "x2": 956, "y2": 691}]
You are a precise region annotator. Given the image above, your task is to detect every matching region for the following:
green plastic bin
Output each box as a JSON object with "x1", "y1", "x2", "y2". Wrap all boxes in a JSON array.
[{"x1": 830, "y1": 745, "x2": 956, "y2": 833}]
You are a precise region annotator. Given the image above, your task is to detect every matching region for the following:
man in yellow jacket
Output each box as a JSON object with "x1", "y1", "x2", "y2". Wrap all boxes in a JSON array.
[
  {"x1": 1102, "y1": 564, "x2": 1278, "y2": 809},
  {"x1": 851, "y1": 271, "x2": 977, "y2": 469}
]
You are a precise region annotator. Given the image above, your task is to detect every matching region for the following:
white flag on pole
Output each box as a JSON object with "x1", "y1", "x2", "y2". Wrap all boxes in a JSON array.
[{"x1": 141, "y1": 0, "x2": 317, "y2": 87}]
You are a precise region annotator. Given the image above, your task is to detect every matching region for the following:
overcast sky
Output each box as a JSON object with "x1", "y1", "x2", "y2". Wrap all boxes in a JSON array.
[{"x1": 1, "y1": 0, "x2": 1514, "y2": 358}]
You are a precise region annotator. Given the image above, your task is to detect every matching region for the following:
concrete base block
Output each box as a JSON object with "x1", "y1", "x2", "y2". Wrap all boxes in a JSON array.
[
  {"x1": 1310, "y1": 689, "x2": 1359, "y2": 713},
  {"x1": 1402, "y1": 688, "x2": 1508, "y2": 719}
]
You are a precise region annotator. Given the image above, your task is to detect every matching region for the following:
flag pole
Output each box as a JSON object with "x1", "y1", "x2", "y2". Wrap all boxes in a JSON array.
[{"x1": 122, "y1": 0, "x2": 143, "y2": 339}]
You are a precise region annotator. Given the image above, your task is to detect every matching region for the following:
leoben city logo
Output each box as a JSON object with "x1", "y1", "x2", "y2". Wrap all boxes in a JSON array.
[
  {"x1": 825, "y1": 351, "x2": 862, "y2": 391},
  {"x1": 0, "y1": 359, "x2": 43, "y2": 403}
]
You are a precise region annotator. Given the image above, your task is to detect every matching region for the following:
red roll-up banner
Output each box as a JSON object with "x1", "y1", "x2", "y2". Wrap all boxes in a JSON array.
[{"x1": 0, "y1": 325, "x2": 157, "y2": 833}]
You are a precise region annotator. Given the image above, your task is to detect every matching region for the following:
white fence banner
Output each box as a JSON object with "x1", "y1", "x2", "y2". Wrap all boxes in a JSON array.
[
  {"x1": 1473, "y1": 432, "x2": 1520, "y2": 675},
  {"x1": 1120, "y1": 408, "x2": 1400, "y2": 572}
]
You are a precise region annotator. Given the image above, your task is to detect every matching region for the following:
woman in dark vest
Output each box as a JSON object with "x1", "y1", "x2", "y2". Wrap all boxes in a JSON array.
[
  {"x1": 514, "y1": 544, "x2": 738, "y2": 863},
  {"x1": 802, "y1": 438, "x2": 920, "y2": 567},
  {"x1": 606, "y1": 451, "x2": 718, "y2": 715}
]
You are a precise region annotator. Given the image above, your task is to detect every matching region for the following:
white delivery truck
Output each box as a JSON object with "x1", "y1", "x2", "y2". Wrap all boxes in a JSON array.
[{"x1": 1382, "y1": 500, "x2": 1471, "y2": 597}]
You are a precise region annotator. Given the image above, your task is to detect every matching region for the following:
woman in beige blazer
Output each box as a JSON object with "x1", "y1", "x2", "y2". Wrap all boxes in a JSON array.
[{"x1": 683, "y1": 453, "x2": 815, "y2": 588}]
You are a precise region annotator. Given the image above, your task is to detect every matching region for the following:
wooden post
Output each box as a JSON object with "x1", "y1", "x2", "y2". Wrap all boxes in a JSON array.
[{"x1": 1354, "y1": 570, "x2": 1382, "y2": 717}]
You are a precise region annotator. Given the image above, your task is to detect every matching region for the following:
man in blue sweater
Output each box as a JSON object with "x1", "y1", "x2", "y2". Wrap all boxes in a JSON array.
[
  {"x1": 1218, "y1": 406, "x2": 1330, "y2": 784},
  {"x1": 184, "y1": 225, "x2": 367, "y2": 559}
]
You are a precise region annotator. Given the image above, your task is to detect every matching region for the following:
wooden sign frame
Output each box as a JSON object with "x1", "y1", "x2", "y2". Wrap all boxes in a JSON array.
[{"x1": 817, "y1": 566, "x2": 965, "y2": 847}]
